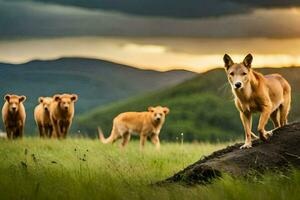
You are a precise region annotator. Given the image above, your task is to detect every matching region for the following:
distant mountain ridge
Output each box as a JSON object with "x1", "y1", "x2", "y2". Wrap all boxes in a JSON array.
[{"x1": 0, "y1": 57, "x2": 196, "y2": 134}]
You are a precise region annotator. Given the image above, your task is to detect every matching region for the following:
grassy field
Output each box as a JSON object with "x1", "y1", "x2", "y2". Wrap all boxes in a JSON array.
[{"x1": 0, "y1": 138, "x2": 299, "y2": 200}]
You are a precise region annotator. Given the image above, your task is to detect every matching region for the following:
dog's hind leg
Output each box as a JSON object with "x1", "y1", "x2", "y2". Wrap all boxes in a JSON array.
[
  {"x1": 280, "y1": 95, "x2": 291, "y2": 127},
  {"x1": 120, "y1": 132, "x2": 131, "y2": 148},
  {"x1": 271, "y1": 109, "x2": 280, "y2": 128}
]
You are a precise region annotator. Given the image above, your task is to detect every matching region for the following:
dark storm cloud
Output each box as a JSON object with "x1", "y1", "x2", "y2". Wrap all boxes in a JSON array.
[
  {"x1": 9, "y1": 0, "x2": 300, "y2": 18},
  {"x1": 1, "y1": 0, "x2": 300, "y2": 38},
  {"x1": 229, "y1": 0, "x2": 300, "y2": 8},
  {"x1": 12, "y1": 0, "x2": 249, "y2": 18}
]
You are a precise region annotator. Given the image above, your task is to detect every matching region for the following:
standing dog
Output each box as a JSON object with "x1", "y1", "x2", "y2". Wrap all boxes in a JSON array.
[
  {"x1": 34, "y1": 97, "x2": 53, "y2": 138},
  {"x1": 98, "y1": 106, "x2": 170, "y2": 150},
  {"x1": 223, "y1": 54, "x2": 291, "y2": 149},
  {"x1": 49, "y1": 94, "x2": 78, "y2": 139},
  {"x1": 2, "y1": 94, "x2": 26, "y2": 139}
]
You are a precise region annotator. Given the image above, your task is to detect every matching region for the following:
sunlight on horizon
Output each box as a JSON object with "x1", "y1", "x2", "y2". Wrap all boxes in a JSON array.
[{"x1": 1, "y1": 37, "x2": 300, "y2": 72}]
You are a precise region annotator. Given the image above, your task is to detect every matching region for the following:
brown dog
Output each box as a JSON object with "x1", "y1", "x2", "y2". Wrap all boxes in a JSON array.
[
  {"x1": 49, "y1": 94, "x2": 78, "y2": 139},
  {"x1": 223, "y1": 54, "x2": 291, "y2": 149},
  {"x1": 34, "y1": 97, "x2": 53, "y2": 138},
  {"x1": 98, "y1": 106, "x2": 170, "y2": 150},
  {"x1": 2, "y1": 94, "x2": 26, "y2": 139}
]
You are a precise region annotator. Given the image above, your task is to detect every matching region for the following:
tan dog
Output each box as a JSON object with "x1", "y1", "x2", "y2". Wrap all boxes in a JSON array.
[
  {"x1": 98, "y1": 106, "x2": 170, "y2": 150},
  {"x1": 223, "y1": 54, "x2": 291, "y2": 149},
  {"x1": 49, "y1": 94, "x2": 78, "y2": 139},
  {"x1": 2, "y1": 94, "x2": 26, "y2": 139},
  {"x1": 34, "y1": 97, "x2": 53, "y2": 138}
]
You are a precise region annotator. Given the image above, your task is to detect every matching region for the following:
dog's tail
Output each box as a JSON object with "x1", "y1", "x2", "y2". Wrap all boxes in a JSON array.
[{"x1": 97, "y1": 127, "x2": 115, "y2": 144}]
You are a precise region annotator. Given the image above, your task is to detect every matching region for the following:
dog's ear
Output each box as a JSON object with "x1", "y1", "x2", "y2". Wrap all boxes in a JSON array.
[
  {"x1": 19, "y1": 95, "x2": 26, "y2": 103},
  {"x1": 53, "y1": 95, "x2": 61, "y2": 102},
  {"x1": 70, "y1": 94, "x2": 78, "y2": 102},
  {"x1": 163, "y1": 107, "x2": 170, "y2": 115},
  {"x1": 4, "y1": 94, "x2": 10, "y2": 102},
  {"x1": 39, "y1": 97, "x2": 44, "y2": 103},
  {"x1": 223, "y1": 54, "x2": 234, "y2": 69},
  {"x1": 243, "y1": 54, "x2": 253, "y2": 69},
  {"x1": 148, "y1": 106, "x2": 155, "y2": 112}
]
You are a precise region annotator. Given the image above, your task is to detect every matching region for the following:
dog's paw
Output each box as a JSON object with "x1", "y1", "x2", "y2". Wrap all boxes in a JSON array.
[
  {"x1": 260, "y1": 130, "x2": 273, "y2": 142},
  {"x1": 266, "y1": 130, "x2": 273, "y2": 137},
  {"x1": 240, "y1": 143, "x2": 252, "y2": 149},
  {"x1": 259, "y1": 133, "x2": 268, "y2": 142}
]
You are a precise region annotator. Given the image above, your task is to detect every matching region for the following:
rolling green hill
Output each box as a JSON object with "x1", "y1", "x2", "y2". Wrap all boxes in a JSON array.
[
  {"x1": 0, "y1": 57, "x2": 195, "y2": 133},
  {"x1": 77, "y1": 67, "x2": 300, "y2": 142}
]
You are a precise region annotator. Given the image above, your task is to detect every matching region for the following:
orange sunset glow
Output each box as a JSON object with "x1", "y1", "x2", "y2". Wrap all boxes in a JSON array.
[{"x1": 1, "y1": 37, "x2": 300, "y2": 72}]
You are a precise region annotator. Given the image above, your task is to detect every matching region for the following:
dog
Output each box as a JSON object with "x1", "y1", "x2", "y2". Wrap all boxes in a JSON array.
[
  {"x1": 34, "y1": 97, "x2": 53, "y2": 138},
  {"x1": 98, "y1": 106, "x2": 170, "y2": 150},
  {"x1": 223, "y1": 54, "x2": 291, "y2": 149},
  {"x1": 2, "y1": 94, "x2": 27, "y2": 139},
  {"x1": 49, "y1": 94, "x2": 78, "y2": 139}
]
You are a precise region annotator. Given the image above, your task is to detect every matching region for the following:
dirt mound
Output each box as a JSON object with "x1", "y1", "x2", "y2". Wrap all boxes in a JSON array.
[{"x1": 163, "y1": 122, "x2": 300, "y2": 185}]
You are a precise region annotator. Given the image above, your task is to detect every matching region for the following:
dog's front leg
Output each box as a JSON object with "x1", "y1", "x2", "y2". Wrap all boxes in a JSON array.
[
  {"x1": 139, "y1": 134, "x2": 147, "y2": 151},
  {"x1": 258, "y1": 108, "x2": 272, "y2": 142},
  {"x1": 240, "y1": 111, "x2": 252, "y2": 149},
  {"x1": 151, "y1": 134, "x2": 160, "y2": 151},
  {"x1": 51, "y1": 119, "x2": 60, "y2": 139}
]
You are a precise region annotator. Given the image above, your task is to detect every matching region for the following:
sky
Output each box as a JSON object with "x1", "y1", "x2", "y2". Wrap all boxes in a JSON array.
[{"x1": 1, "y1": 0, "x2": 300, "y2": 72}]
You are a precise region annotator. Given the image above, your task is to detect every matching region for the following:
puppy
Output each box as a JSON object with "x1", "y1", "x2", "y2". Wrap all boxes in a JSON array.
[
  {"x1": 49, "y1": 94, "x2": 78, "y2": 139},
  {"x1": 34, "y1": 97, "x2": 53, "y2": 137},
  {"x1": 99, "y1": 106, "x2": 170, "y2": 150},
  {"x1": 2, "y1": 94, "x2": 26, "y2": 139}
]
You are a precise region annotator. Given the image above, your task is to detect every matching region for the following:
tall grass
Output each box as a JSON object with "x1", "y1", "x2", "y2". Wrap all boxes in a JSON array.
[{"x1": 0, "y1": 138, "x2": 299, "y2": 200}]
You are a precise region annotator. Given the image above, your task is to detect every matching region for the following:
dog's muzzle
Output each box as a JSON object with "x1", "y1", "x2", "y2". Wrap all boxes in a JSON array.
[
  {"x1": 234, "y1": 82, "x2": 242, "y2": 89},
  {"x1": 155, "y1": 118, "x2": 161, "y2": 122}
]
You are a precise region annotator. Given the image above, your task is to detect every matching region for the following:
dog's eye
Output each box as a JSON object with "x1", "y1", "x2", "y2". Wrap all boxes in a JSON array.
[
  {"x1": 230, "y1": 72, "x2": 234, "y2": 76},
  {"x1": 242, "y1": 72, "x2": 247, "y2": 76}
]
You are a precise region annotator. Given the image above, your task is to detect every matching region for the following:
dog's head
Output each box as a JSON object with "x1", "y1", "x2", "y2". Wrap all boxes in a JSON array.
[
  {"x1": 39, "y1": 97, "x2": 53, "y2": 112},
  {"x1": 223, "y1": 54, "x2": 253, "y2": 90},
  {"x1": 4, "y1": 94, "x2": 26, "y2": 113},
  {"x1": 53, "y1": 94, "x2": 78, "y2": 112},
  {"x1": 148, "y1": 106, "x2": 170, "y2": 124}
]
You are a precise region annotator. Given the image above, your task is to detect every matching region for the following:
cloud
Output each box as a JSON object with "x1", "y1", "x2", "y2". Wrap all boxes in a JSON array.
[
  {"x1": 123, "y1": 44, "x2": 167, "y2": 54},
  {"x1": 8, "y1": 0, "x2": 300, "y2": 18},
  {"x1": 10, "y1": 0, "x2": 249, "y2": 18},
  {"x1": 1, "y1": 1, "x2": 300, "y2": 38},
  {"x1": 229, "y1": 1, "x2": 300, "y2": 9}
]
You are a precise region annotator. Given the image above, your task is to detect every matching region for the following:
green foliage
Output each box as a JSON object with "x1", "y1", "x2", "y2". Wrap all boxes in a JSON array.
[
  {"x1": 0, "y1": 139, "x2": 300, "y2": 200},
  {"x1": 77, "y1": 67, "x2": 300, "y2": 142}
]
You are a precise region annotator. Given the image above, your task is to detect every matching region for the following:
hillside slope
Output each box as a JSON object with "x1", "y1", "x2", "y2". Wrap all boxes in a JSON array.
[
  {"x1": 77, "y1": 67, "x2": 300, "y2": 141},
  {"x1": 164, "y1": 122, "x2": 300, "y2": 185},
  {"x1": 0, "y1": 57, "x2": 195, "y2": 133}
]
